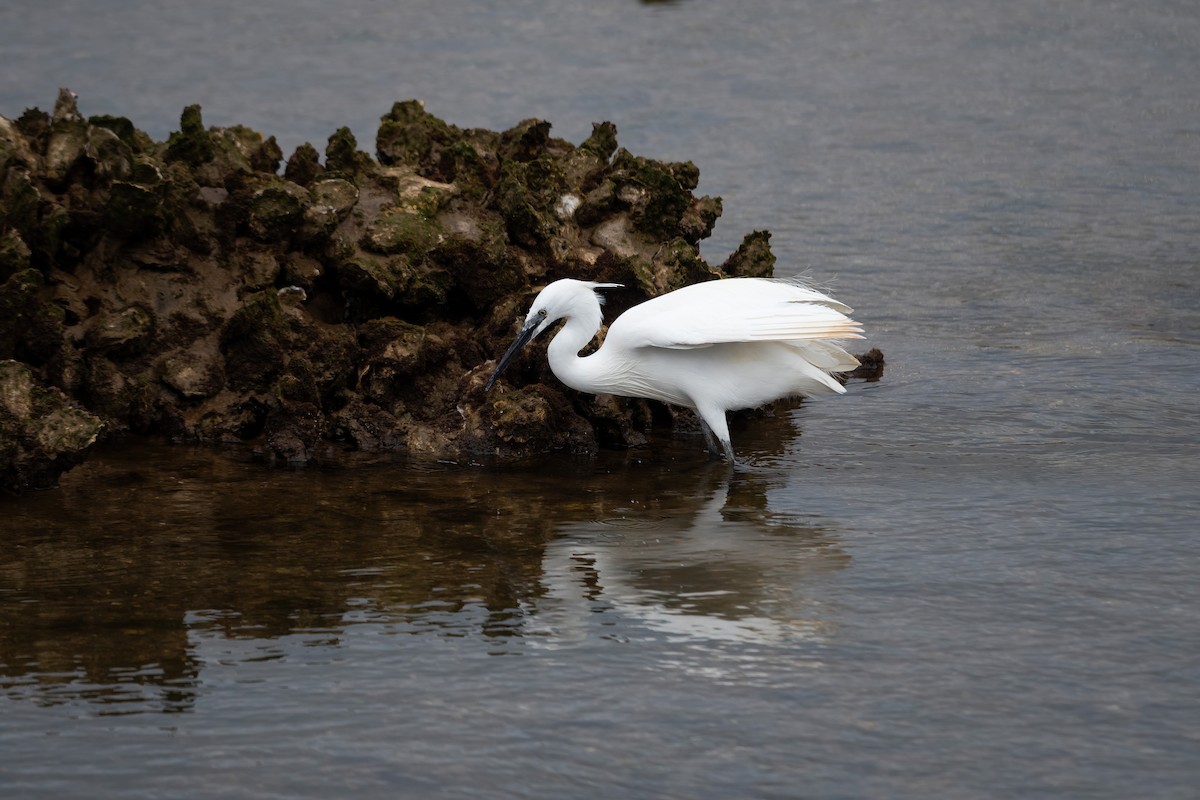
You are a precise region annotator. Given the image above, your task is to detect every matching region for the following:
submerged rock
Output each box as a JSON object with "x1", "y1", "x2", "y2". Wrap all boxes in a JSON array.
[{"x1": 0, "y1": 88, "x2": 881, "y2": 490}]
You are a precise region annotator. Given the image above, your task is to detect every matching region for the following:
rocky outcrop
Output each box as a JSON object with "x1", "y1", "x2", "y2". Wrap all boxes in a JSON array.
[{"x1": 0, "y1": 88, "x2": 868, "y2": 491}]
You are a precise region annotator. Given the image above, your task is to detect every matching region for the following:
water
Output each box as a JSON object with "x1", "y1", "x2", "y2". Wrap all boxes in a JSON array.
[{"x1": 3, "y1": 1, "x2": 1199, "y2": 797}]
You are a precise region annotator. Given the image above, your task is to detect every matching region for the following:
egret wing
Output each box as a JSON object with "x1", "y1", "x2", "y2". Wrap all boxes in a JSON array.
[{"x1": 608, "y1": 278, "x2": 863, "y2": 350}]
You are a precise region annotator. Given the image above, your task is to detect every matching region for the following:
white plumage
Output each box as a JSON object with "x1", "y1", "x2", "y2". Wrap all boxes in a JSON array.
[{"x1": 486, "y1": 277, "x2": 864, "y2": 463}]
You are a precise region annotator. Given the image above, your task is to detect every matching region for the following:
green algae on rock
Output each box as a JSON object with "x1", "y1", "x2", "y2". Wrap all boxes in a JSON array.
[{"x1": 0, "y1": 88, "x2": 871, "y2": 490}]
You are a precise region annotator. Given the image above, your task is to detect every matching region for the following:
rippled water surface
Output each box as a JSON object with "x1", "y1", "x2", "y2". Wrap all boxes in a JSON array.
[{"x1": 3, "y1": 1, "x2": 1199, "y2": 798}]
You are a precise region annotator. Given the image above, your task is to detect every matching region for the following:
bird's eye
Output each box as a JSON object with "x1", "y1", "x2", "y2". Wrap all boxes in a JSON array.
[{"x1": 537, "y1": 309, "x2": 547, "y2": 318}]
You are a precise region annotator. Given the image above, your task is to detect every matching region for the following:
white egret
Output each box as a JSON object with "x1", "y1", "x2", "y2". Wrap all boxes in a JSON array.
[{"x1": 485, "y1": 277, "x2": 864, "y2": 463}]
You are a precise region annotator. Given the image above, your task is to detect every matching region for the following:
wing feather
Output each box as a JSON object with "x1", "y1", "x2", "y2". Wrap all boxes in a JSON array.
[{"x1": 608, "y1": 277, "x2": 863, "y2": 350}]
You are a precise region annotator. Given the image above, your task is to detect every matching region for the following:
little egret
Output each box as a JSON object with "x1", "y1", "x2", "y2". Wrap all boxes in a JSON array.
[{"x1": 485, "y1": 277, "x2": 864, "y2": 463}]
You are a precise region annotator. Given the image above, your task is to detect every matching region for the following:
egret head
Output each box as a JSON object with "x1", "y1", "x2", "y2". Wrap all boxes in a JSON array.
[{"x1": 484, "y1": 279, "x2": 622, "y2": 391}]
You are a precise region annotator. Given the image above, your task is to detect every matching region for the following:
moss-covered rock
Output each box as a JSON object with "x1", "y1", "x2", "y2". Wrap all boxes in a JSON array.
[
  {"x1": 338, "y1": 254, "x2": 406, "y2": 304},
  {"x1": 44, "y1": 88, "x2": 89, "y2": 187},
  {"x1": 498, "y1": 118, "x2": 553, "y2": 164},
  {"x1": 492, "y1": 158, "x2": 563, "y2": 247},
  {"x1": 0, "y1": 116, "x2": 38, "y2": 170},
  {"x1": 0, "y1": 269, "x2": 67, "y2": 366},
  {"x1": 89, "y1": 114, "x2": 155, "y2": 154},
  {"x1": 0, "y1": 228, "x2": 32, "y2": 281},
  {"x1": 0, "y1": 359, "x2": 104, "y2": 491},
  {"x1": 219, "y1": 291, "x2": 290, "y2": 393},
  {"x1": 1, "y1": 168, "x2": 42, "y2": 246},
  {"x1": 324, "y1": 126, "x2": 373, "y2": 180},
  {"x1": 485, "y1": 384, "x2": 597, "y2": 455},
  {"x1": 83, "y1": 305, "x2": 154, "y2": 356},
  {"x1": 376, "y1": 99, "x2": 458, "y2": 171},
  {"x1": 579, "y1": 121, "x2": 619, "y2": 161},
  {"x1": 722, "y1": 230, "x2": 776, "y2": 278},
  {"x1": 643, "y1": 237, "x2": 720, "y2": 295},
  {"x1": 248, "y1": 179, "x2": 310, "y2": 242},
  {"x1": 609, "y1": 148, "x2": 697, "y2": 239},
  {"x1": 352, "y1": 317, "x2": 433, "y2": 413},
  {"x1": 364, "y1": 208, "x2": 443, "y2": 255},
  {"x1": 284, "y1": 141, "x2": 324, "y2": 186},
  {"x1": 430, "y1": 231, "x2": 524, "y2": 313},
  {"x1": 679, "y1": 195, "x2": 723, "y2": 245},
  {"x1": 164, "y1": 104, "x2": 215, "y2": 167},
  {"x1": 300, "y1": 177, "x2": 359, "y2": 241},
  {"x1": 104, "y1": 159, "x2": 169, "y2": 237},
  {"x1": 159, "y1": 352, "x2": 224, "y2": 400}
]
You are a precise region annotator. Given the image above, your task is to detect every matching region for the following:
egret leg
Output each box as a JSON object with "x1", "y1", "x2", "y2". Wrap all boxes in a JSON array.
[
  {"x1": 720, "y1": 437, "x2": 737, "y2": 466},
  {"x1": 697, "y1": 407, "x2": 737, "y2": 466},
  {"x1": 699, "y1": 419, "x2": 720, "y2": 457}
]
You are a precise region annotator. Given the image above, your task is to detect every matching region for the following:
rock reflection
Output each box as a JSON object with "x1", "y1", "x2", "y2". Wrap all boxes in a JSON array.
[{"x1": 0, "y1": 432, "x2": 847, "y2": 713}]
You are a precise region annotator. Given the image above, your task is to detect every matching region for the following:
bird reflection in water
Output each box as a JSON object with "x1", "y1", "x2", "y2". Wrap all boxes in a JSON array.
[{"x1": 522, "y1": 456, "x2": 849, "y2": 654}]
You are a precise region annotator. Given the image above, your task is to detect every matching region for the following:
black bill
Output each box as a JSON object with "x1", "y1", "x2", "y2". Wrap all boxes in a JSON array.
[{"x1": 484, "y1": 318, "x2": 541, "y2": 391}]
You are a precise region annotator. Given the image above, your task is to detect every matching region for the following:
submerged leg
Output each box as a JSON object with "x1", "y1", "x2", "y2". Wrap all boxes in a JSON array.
[
  {"x1": 697, "y1": 407, "x2": 737, "y2": 466},
  {"x1": 719, "y1": 436, "x2": 736, "y2": 466}
]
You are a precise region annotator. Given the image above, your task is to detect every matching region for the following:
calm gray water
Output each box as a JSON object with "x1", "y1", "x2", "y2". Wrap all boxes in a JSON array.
[{"x1": 3, "y1": 1, "x2": 1199, "y2": 798}]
